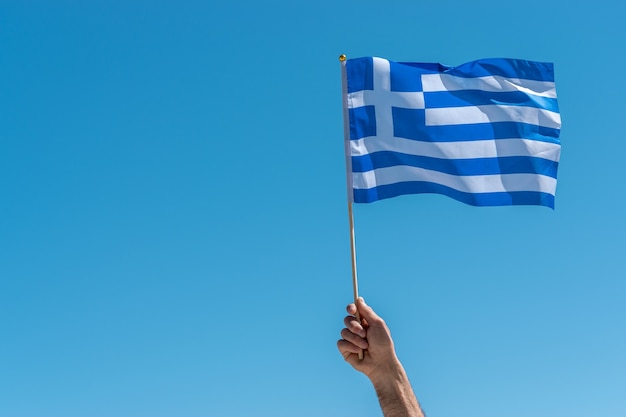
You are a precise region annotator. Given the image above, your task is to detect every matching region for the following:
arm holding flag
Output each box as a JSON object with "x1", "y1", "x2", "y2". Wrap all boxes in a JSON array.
[{"x1": 338, "y1": 298, "x2": 425, "y2": 417}]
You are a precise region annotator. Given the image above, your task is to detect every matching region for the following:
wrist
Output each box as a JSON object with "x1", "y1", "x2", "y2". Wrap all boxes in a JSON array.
[
  {"x1": 367, "y1": 356, "x2": 406, "y2": 387},
  {"x1": 368, "y1": 357, "x2": 424, "y2": 417}
]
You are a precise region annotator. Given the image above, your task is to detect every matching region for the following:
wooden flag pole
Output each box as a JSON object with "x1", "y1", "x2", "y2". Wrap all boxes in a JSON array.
[{"x1": 340, "y1": 54, "x2": 364, "y2": 360}]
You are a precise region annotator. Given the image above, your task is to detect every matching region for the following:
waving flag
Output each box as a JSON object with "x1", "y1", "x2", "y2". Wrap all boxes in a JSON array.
[{"x1": 341, "y1": 57, "x2": 561, "y2": 208}]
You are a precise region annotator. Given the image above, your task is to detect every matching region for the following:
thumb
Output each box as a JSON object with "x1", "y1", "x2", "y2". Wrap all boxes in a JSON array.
[{"x1": 356, "y1": 297, "x2": 382, "y2": 324}]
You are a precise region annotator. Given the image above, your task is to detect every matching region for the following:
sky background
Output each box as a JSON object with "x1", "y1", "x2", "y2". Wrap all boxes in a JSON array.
[{"x1": 1, "y1": 1, "x2": 625, "y2": 416}]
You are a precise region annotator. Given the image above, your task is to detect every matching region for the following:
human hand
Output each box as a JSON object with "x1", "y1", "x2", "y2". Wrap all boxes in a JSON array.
[{"x1": 337, "y1": 298, "x2": 400, "y2": 380}]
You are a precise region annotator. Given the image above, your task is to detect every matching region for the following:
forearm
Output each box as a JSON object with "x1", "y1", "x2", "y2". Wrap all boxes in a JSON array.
[{"x1": 369, "y1": 358, "x2": 424, "y2": 417}]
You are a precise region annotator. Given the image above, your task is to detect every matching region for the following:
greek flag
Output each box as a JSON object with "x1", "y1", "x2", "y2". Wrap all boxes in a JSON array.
[{"x1": 342, "y1": 57, "x2": 561, "y2": 208}]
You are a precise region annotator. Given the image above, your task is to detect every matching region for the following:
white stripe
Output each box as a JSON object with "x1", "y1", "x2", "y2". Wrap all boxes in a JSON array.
[
  {"x1": 372, "y1": 58, "x2": 393, "y2": 139},
  {"x1": 422, "y1": 73, "x2": 557, "y2": 98},
  {"x1": 426, "y1": 105, "x2": 561, "y2": 129},
  {"x1": 373, "y1": 57, "x2": 390, "y2": 90},
  {"x1": 353, "y1": 166, "x2": 557, "y2": 194},
  {"x1": 352, "y1": 137, "x2": 561, "y2": 162},
  {"x1": 347, "y1": 90, "x2": 425, "y2": 109}
]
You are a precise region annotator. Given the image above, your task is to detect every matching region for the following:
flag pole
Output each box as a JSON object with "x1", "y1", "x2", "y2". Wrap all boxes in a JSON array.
[{"x1": 340, "y1": 54, "x2": 363, "y2": 360}]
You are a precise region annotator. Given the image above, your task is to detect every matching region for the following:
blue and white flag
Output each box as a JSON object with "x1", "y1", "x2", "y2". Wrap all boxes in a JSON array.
[{"x1": 341, "y1": 57, "x2": 561, "y2": 208}]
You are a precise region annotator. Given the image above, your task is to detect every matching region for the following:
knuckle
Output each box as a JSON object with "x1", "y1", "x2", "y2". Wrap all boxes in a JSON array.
[{"x1": 347, "y1": 320, "x2": 361, "y2": 331}]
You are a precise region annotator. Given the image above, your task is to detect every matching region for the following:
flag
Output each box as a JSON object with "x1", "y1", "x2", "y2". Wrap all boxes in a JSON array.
[{"x1": 341, "y1": 56, "x2": 561, "y2": 208}]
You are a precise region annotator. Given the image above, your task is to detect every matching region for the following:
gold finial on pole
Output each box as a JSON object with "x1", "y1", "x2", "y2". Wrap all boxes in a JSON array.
[{"x1": 339, "y1": 54, "x2": 347, "y2": 62}]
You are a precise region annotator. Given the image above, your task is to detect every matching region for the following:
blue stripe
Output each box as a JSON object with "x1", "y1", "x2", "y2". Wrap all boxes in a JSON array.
[
  {"x1": 385, "y1": 109, "x2": 561, "y2": 144},
  {"x1": 398, "y1": 58, "x2": 554, "y2": 82},
  {"x1": 354, "y1": 182, "x2": 555, "y2": 208},
  {"x1": 352, "y1": 152, "x2": 558, "y2": 178},
  {"x1": 423, "y1": 122, "x2": 560, "y2": 143},
  {"x1": 425, "y1": 91, "x2": 559, "y2": 113}
]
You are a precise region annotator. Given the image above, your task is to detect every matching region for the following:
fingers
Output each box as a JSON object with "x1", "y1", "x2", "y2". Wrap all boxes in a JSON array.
[
  {"x1": 346, "y1": 303, "x2": 357, "y2": 315},
  {"x1": 338, "y1": 307, "x2": 369, "y2": 355},
  {"x1": 337, "y1": 340, "x2": 369, "y2": 369},
  {"x1": 356, "y1": 297, "x2": 384, "y2": 325},
  {"x1": 343, "y1": 315, "x2": 366, "y2": 338},
  {"x1": 347, "y1": 298, "x2": 381, "y2": 323},
  {"x1": 337, "y1": 338, "x2": 366, "y2": 355},
  {"x1": 340, "y1": 327, "x2": 369, "y2": 350}
]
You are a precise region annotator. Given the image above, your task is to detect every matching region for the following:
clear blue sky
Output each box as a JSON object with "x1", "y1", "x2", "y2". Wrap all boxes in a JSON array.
[{"x1": 1, "y1": 1, "x2": 625, "y2": 416}]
